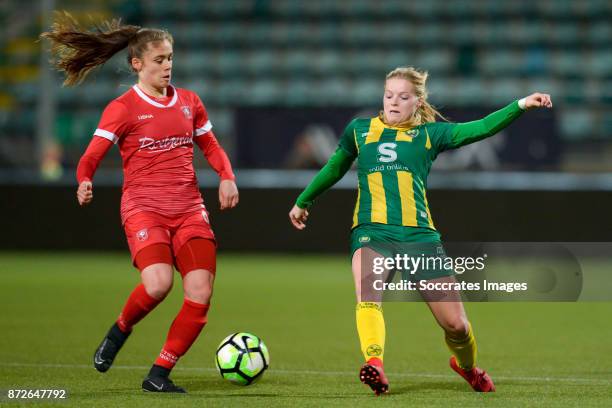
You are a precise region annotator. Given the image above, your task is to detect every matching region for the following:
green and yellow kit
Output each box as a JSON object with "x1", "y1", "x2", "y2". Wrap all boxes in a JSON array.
[{"x1": 296, "y1": 100, "x2": 525, "y2": 255}]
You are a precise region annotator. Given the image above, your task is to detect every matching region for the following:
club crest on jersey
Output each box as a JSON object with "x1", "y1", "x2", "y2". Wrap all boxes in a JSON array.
[
  {"x1": 181, "y1": 106, "x2": 192, "y2": 119},
  {"x1": 136, "y1": 229, "x2": 148, "y2": 242},
  {"x1": 401, "y1": 129, "x2": 419, "y2": 139}
]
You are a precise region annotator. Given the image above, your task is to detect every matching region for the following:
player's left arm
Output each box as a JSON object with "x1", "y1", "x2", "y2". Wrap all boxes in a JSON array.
[
  {"x1": 192, "y1": 94, "x2": 238, "y2": 210},
  {"x1": 432, "y1": 92, "x2": 553, "y2": 151}
]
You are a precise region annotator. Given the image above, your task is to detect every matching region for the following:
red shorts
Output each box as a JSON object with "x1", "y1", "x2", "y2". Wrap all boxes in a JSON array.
[{"x1": 124, "y1": 209, "x2": 216, "y2": 264}]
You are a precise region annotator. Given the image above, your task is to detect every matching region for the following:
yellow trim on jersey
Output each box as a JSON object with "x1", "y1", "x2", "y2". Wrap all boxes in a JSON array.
[
  {"x1": 397, "y1": 171, "x2": 417, "y2": 226},
  {"x1": 425, "y1": 128, "x2": 432, "y2": 150},
  {"x1": 353, "y1": 187, "x2": 360, "y2": 227},
  {"x1": 375, "y1": 116, "x2": 415, "y2": 131},
  {"x1": 353, "y1": 128, "x2": 360, "y2": 154},
  {"x1": 419, "y1": 179, "x2": 435, "y2": 229},
  {"x1": 367, "y1": 172, "x2": 387, "y2": 223},
  {"x1": 365, "y1": 118, "x2": 386, "y2": 144},
  {"x1": 395, "y1": 130, "x2": 414, "y2": 142}
]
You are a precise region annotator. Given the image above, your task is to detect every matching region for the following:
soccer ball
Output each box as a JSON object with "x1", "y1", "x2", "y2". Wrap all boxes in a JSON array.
[{"x1": 215, "y1": 332, "x2": 269, "y2": 385}]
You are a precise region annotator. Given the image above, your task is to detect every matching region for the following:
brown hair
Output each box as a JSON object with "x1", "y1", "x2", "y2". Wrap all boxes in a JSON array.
[
  {"x1": 380, "y1": 66, "x2": 447, "y2": 127},
  {"x1": 40, "y1": 11, "x2": 173, "y2": 86}
]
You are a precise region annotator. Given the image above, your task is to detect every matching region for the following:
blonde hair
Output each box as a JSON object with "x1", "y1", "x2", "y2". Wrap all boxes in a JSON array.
[
  {"x1": 40, "y1": 11, "x2": 173, "y2": 86},
  {"x1": 380, "y1": 67, "x2": 446, "y2": 127}
]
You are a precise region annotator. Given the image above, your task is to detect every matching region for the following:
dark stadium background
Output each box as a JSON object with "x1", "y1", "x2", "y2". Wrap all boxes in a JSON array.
[{"x1": 1, "y1": 0, "x2": 611, "y2": 251}]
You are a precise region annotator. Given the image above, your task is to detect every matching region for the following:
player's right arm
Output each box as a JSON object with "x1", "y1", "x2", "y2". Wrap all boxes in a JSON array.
[
  {"x1": 76, "y1": 100, "x2": 128, "y2": 206},
  {"x1": 76, "y1": 137, "x2": 113, "y2": 206},
  {"x1": 289, "y1": 119, "x2": 358, "y2": 230}
]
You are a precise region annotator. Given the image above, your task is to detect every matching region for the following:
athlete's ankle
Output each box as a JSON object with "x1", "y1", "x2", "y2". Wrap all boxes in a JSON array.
[
  {"x1": 367, "y1": 357, "x2": 383, "y2": 367},
  {"x1": 148, "y1": 364, "x2": 172, "y2": 379}
]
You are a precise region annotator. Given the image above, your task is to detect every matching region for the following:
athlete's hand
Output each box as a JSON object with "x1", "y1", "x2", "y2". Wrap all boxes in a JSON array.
[
  {"x1": 77, "y1": 181, "x2": 93, "y2": 206},
  {"x1": 289, "y1": 205, "x2": 309, "y2": 230},
  {"x1": 523, "y1": 93, "x2": 553, "y2": 109},
  {"x1": 219, "y1": 179, "x2": 239, "y2": 210}
]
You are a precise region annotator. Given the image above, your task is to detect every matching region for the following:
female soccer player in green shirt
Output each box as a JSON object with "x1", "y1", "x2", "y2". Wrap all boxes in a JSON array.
[{"x1": 289, "y1": 67, "x2": 552, "y2": 395}]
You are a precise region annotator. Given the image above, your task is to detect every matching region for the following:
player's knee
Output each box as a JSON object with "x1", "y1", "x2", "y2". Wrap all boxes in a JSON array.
[
  {"x1": 183, "y1": 278, "x2": 213, "y2": 304},
  {"x1": 444, "y1": 317, "x2": 469, "y2": 337},
  {"x1": 182, "y1": 267, "x2": 214, "y2": 303},
  {"x1": 142, "y1": 268, "x2": 174, "y2": 300},
  {"x1": 144, "y1": 279, "x2": 173, "y2": 300},
  {"x1": 147, "y1": 281, "x2": 173, "y2": 300},
  {"x1": 184, "y1": 284, "x2": 213, "y2": 304}
]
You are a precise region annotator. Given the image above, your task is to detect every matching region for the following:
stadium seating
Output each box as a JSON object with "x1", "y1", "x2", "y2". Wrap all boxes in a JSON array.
[{"x1": 0, "y1": 0, "x2": 610, "y2": 168}]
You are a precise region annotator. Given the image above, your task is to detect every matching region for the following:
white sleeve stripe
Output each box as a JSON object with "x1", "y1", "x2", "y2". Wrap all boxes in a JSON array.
[
  {"x1": 194, "y1": 120, "x2": 213, "y2": 136},
  {"x1": 94, "y1": 128, "x2": 119, "y2": 144}
]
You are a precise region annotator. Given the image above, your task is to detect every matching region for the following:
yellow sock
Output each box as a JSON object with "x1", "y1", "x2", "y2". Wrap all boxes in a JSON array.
[
  {"x1": 445, "y1": 322, "x2": 477, "y2": 370},
  {"x1": 356, "y1": 302, "x2": 385, "y2": 362}
]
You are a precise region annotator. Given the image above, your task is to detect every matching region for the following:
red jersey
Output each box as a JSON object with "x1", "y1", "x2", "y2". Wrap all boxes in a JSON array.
[{"x1": 84, "y1": 84, "x2": 234, "y2": 223}]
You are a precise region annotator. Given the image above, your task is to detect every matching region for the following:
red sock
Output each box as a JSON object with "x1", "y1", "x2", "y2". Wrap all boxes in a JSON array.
[
  {"x1": 367, "y1": 357, "x2": 383, "y2": 367},
  {"x1": 155, "y1": 298, "x2": 210, "y2": 369},
  {"x1": 116, "y1": 284, "x2": 162, "y2": 332}
]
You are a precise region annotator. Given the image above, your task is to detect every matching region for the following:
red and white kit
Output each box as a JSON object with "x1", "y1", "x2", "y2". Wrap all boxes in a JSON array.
[{"x1": 77, "y1": 84, "x2": 234, "y2": 261}]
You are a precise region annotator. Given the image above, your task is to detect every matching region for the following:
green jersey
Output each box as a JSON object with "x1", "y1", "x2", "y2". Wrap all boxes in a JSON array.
[
  {"x1": 296, "y1": 100, "x2": 525, "y2": 231},
  {"x1": 340, "y1": 117, "x2": 450, "y2": 229}
]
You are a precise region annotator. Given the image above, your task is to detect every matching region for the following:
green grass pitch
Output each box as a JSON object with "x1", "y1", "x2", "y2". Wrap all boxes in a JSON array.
[{"x1": 1, "y1": 252, "x2": 611, "y2": 407}]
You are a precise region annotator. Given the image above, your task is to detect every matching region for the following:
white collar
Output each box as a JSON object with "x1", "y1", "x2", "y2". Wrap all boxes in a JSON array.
[{"x1": 132, "y1": 84, "x2": 178, "y2": 108}]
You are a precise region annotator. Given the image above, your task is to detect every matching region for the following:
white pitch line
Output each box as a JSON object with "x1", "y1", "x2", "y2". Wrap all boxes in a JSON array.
[{"x1": 2, "y1": 362, "x2": 611, "y2": 386}]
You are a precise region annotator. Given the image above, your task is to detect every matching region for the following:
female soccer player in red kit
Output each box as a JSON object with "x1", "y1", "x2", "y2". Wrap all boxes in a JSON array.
[{"x1": 41, "y1": 14, "x2": 238, "y2": 393}]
